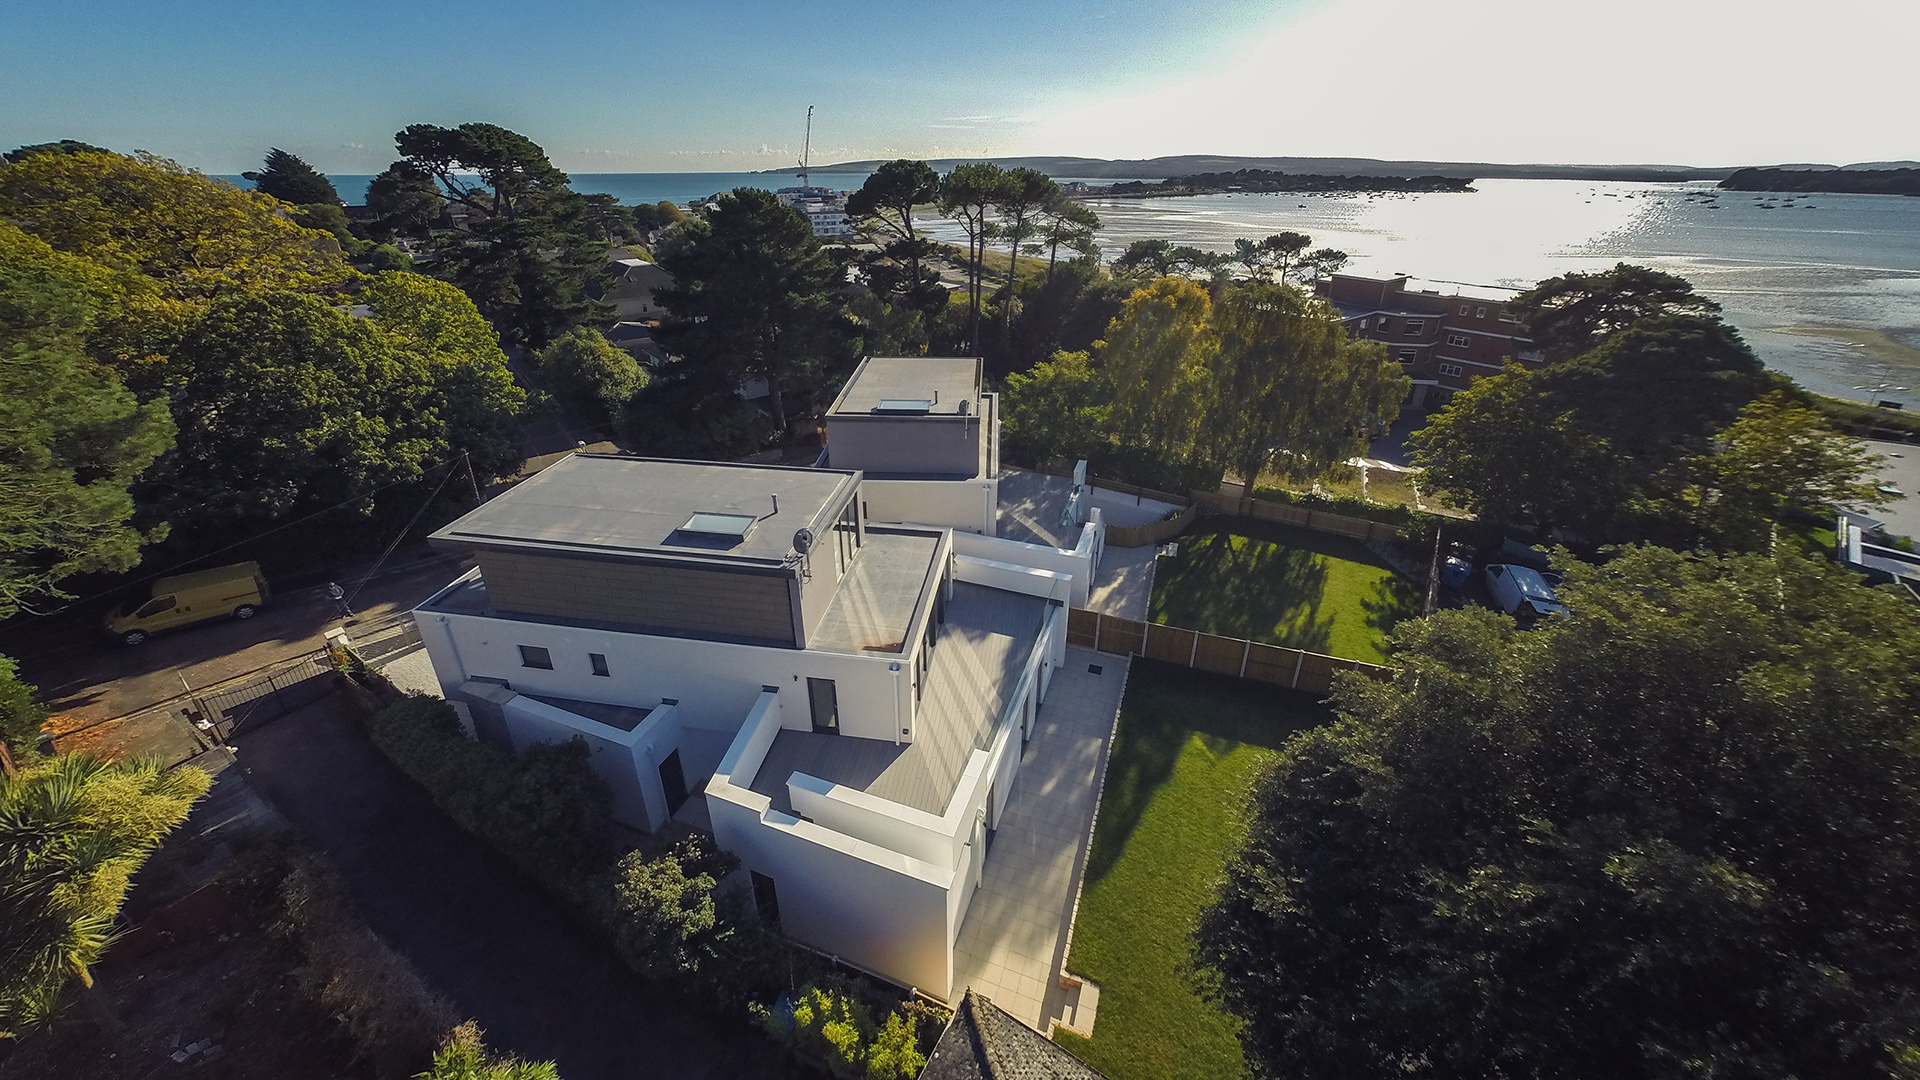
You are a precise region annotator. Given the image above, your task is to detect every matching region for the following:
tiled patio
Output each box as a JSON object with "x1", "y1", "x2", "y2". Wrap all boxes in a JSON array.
[{"x1": 948, "y1": 645, "x2": 1130, "y2": 1032}]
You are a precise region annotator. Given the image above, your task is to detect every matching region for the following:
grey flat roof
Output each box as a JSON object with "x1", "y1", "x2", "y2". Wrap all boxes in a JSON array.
[
  {"x1": 752, "y1": 582, "x2": 1048, "y2": 816},
  {"x1": 811, "y1": 527, "x2": 944, "y2": 655},
  {"x1": 429, "y1": 453, "x2": 858, "y2": 567},
  {"x1": 830, "y1": 357, "x2": 981, "y2": 417},
  {"x1": 524, "y1": 694, "x2": 654, "y2": 732}
]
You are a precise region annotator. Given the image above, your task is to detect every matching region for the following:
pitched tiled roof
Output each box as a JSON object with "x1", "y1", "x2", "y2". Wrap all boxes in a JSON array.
[{"x1": 921, "y1": 992, "x2": 1108, "y2": 1080}]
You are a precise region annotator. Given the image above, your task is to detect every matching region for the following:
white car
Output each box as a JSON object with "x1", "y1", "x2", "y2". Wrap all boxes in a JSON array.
[{"x1": 1484, "y1": 563, "x2": 1569, "y2": 622}]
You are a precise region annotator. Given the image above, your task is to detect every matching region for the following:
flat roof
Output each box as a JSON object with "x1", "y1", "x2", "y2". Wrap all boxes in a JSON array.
[
  {"x1": 829, "y1": 357, "x2": 981, "y2": 417},
  {"x1": 429, "y1": 453, "x2": 858, "y2": 567},
  {"x1": 810, "y1": 527, "x2": 944, "y2": 655}
]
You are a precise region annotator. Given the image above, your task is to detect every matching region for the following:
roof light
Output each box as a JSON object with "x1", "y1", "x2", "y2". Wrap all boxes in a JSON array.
[
  {"x1": 874, "y1": 398, "x2": 933, "y2": 414},
  {"x1": 679, "y1": 512, "x2": 757, "y2": 539}
]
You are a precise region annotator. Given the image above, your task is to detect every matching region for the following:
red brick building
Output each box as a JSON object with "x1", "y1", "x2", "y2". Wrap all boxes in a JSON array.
[{"x1": 1317, "y1": 273, "x2": 1549, "y2": 410}]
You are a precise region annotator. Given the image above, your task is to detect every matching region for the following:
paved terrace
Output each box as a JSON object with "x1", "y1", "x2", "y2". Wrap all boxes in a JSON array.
[
  {"x1": 810, "y1": 528, "x2": 942, "y2": 654},
  {"x1": 997, "y1": 468, "x2": 1172, "y2": 621},
  {"x1": 951, "y1": 646, "x2": 1130, "y2": 1033},
  {"x1": 750, "y1": 582, "x2": 1047, "y2": 817}
]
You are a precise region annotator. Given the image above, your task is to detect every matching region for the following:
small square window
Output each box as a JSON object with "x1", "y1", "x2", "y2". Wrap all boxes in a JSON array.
[
  {"x1": 1405, "y1": 319, "x2": 1425, "y2": 335},
  {"x1": 1475, "y1": 307, "x2": 1487, "y2": 318},
  {"x1": 1459, "y1": 304, "x2": 1470, "y2": 316},
  {"x1": 589, "y1": 652, "x2": 610, "y2": 677},
  {"x1": 519, "y1": 645, "x2": 553, "y2": 669}
]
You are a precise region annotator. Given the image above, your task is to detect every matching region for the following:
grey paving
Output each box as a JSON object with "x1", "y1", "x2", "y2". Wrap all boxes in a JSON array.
[
  {"x1": 949, "y1": 646, "x2": 1130, "y2": 1030},
  {"x1": 997, "y1": 468, "x2": 1161, "y2": 621},
  {"x1": 1863, "y1": 439, "x2": 1920, "y2": 540},
  {"x1": 752, "y1": 583, "x2": 1047, "y2": 816},
  {"x1": 811, "y1": 528, "x2": 943, "y2": 654}
]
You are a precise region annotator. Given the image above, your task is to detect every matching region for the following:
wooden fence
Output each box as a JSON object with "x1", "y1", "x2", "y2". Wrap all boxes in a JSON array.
[
  {"x1": 1106, "y1": 503, "x2": 1199, "y2": 548},
  {"x1": 1067, "y1": 608, "x2": 1389, "y2": 695},
  {"x1": 1190, "y1": 491, "x2": 1405, "y2": 543}
]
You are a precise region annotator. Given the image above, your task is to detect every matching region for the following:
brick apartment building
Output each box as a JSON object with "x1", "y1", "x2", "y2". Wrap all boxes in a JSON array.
[{"x1": 1317, "y1": 273, "x2": 1550, "y2": 410}]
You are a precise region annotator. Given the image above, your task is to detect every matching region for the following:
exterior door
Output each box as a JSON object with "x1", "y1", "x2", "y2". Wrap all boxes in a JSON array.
[
  {"x1": 807, "y1": 677, "x2": 839, "y2": 734},
  {"x1": 752, "y1": 871, "x2": 781, "y2": 927},
  {"x1": 658, "y1": 749, "x2": 690, "y2": 816}
]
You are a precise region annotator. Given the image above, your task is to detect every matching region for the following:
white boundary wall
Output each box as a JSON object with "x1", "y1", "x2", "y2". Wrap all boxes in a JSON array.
[{"x1": 861, "y1": 477, "x2": 998, "y2": 536}]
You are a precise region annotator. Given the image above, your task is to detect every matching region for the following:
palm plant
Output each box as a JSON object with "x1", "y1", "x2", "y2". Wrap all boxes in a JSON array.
[{"x1": 0, "y1": 754, "x2": 208, "y2": 1035}]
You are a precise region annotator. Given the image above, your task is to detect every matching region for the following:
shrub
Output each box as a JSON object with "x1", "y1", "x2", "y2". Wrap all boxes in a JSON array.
[
  {"x1": 363, "y1": 695, "x2": 612, "y2": 900},
  {"x1": 0, "y1": 653, "x2": 46, "y2": 754},
  {"x1": 752, "y1": 981, "x2": 938, "y2": 1080},
  {"x1": 421, "y1": 1021, "x2": 561, "y2": 1080},
  {"x1": 275, "y1": 855, "x2": 459, "y2": 1074},
  {"x1": 609, "y1": 836, "x2": 737, "y2": 981}
]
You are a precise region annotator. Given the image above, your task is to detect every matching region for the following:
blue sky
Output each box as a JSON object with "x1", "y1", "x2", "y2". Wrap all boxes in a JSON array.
[{"x1": 3, "y1": 0, "x2": 1912, "y2": 174}]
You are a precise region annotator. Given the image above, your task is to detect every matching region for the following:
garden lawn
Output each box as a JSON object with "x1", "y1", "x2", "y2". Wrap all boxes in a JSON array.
[
  {"x1": 1150, "y1": 518, "x2": 1420, "y2": 662},
  {"x1": 1055, "y1": 661, "x2": 1333, "y2": 1080}
]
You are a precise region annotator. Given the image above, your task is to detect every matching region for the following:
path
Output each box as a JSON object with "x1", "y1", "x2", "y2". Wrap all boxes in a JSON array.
[
  {"x1": 234, "y1": 693, "x2": 792, "y2": 1080},
  {"x1": 949, "y1": 647, "x2": 1131, "y2": 1034}
]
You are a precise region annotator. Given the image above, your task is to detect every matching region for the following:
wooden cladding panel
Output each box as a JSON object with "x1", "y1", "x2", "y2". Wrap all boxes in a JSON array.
[{"x1": 480, "y1": 550, "x2": 795, "y2": 645}]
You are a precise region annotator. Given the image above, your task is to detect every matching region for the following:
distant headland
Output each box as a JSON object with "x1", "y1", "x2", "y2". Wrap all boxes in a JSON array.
[
  {"x1": 1720, "y1": 166, "x2": 1920, "y2": 197},
  {"x1": 1098, "y1": 169, "x2": 1475, "y2": 197},
  {"x1": 757, "y1": 154, "x2": 1741, "y2": 183}
]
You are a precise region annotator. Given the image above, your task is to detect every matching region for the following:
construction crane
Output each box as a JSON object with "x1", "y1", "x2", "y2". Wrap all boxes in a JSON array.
[{"x1": 797, "y1": 104, "x2": 813, "y2": 190}]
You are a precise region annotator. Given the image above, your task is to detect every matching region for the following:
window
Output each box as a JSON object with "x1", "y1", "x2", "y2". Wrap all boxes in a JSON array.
[
  {"x1": 1459, "y1": 304, "x2": 1470, "y2": 316},
  {"x1": 1405, "y1": 319, "x2": 1425, "y2": 335},
  {"x1": 1475, "y1": 306, "x2": 1487, "y2": 319},
  {"x1": 1438, "y1": 363, "x2": 1464, "y2": 378},
  {"x1": 589, "y1": 652, "x2": 610, "y2": 677},
  {"x1": 519, "y1": 645, "x2": 553, "y2": 670},
  {"x1": 1447, "y1": 333, "x2": 1470, "y2": 348},
  {"x1": 1397, "y1": 349, "x2": 1418, "y2": 363},
  {"x1": 134, "y1": 595, "x2": 177, "y2": 618},
  {"x1": 1498, "y1": 309, "x2": 1521, "y2": 323}
]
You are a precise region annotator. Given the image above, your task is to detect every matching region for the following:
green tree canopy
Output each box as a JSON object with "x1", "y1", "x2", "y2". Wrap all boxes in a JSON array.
[
  {"x1": 0, "y1": 226, "x2": 174, "y2": 617},
  {"x1": 4, "y1": 141, "x2": 113, "y2": 164},
  {"x1": 1, "y1": 754, "x2": 210, "y2": 1035},
  {"x1": 653, "y1": 187, "x2": 854, "y2": 433},
  {"x1": 536, "y1": 327, "x2": 644, "y2": 432},
  {"x1": 1000, "y1": 349, "x2": 1112, "y2": 465},
  {"x1": 1510, "y1": 261, "x2": 1723, "y2": 356},
  {"x1": 388, "y1": 123, "x2": 605, "y2": 346},
  {"x1": 848, "y1": 159, "x2": 946, "y2": 330},
  {"x1": 938, "y1": 162, "x2": 1009, "y2": 349},
  {"x1": 363, "y1": 162, "x2": 445, "y2": 240},
  {"x1": 1692, "y1": 391, "x2": 1888, "y2": 549},
  {"x1": 0, "y1": 150, "x2": 352, "y2": 300},
  {"x1": 133, "y1": 290, "x2": 437, "y2": 538},
  {"x1": 1412, "y1": 313, "x2": 1771, "y2": 539},
  {"x1": 0, "y1": 656, "x2": 47, "y2": 755},
  {"x1": 1197, "y1": 544, "x2": 1920, "y2": 1080},
  {"x1": 1209, "y1": 282, "x2": 1406, "y2": 484},
  {"x1": 241, "y1": 147, "x2": 341, "y2": 206},
  {"x1": 361, "y1": 272, "x2": 527, "y2": 478},
  {"x1": 1099, "y1": 276, "x2": 1219, "y2": 465}
]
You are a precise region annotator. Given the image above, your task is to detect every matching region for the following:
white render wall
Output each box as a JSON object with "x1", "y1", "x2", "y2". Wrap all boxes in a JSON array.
[
  {"x1": 952, "y1": 523, "x2": 1101, "y2": 608},
  {"x1": 416, "y1": 571, "x2": 914, "y2": 745},
  {"x1": 861, "y1": 477, "x2": 998, "y2": 536},
  {"x1": 500, "y1": 696, "x2": 683, "y2": 831}
]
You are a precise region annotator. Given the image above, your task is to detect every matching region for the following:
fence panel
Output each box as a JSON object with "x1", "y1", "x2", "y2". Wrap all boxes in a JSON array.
[
  {"x1": 1242, "y1": 643, "x2": 1305, "y2": 686},
  {"x1": 1143, "y1": 624, "x2": 1197, "y2": 666},
  {"x1": 1067, "y1": 608, "x2": 1100, "y2": 649},
  {"x1": 1193, "y1": 634, "x2": 1248, "y2": 677},
  {"x1": 1093, "y1": 614, "x2": 1147, "y2": 658}
]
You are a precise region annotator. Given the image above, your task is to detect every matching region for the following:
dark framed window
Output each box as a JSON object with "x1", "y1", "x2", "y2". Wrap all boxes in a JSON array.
[
  {"x1": 1405, "y1": 319, "x2": 1426, "y2": 335},
  {"x1": 519, "y1": 645, "x2": 553, "y2": 669},
  {"x1": 1447, "y1": 333, "x2": 1470, "y2": 348},
  {"x1": 589, "y1": 652, "x2": 610, "y2": 677}
]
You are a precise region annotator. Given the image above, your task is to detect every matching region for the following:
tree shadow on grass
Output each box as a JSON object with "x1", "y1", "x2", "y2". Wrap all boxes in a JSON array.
[
  {"x1": 1082, "y1": 659, "x2": 1335, "y2": 887},
  {"x1": 1150, "y1": 525, "x2": 1337, "y2": 655},
  {"x1": 1361, "y1": 570, "x2": 1425, "y2": 651}
]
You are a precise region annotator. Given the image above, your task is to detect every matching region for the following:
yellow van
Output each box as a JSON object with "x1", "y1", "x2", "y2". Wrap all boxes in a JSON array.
[{"x1": 105, "y1": 562, "x2": 269, "y2": 646}]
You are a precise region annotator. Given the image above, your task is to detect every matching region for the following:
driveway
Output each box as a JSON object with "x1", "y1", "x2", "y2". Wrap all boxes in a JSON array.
[{"x1": 234, "y1": 693, "x2": 791, "y2": 1080}]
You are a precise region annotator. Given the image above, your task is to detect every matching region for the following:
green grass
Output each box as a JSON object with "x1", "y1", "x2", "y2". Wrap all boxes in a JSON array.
[
  {"x1": 1055, "y1": 661, "x2": 1333, "y2": 1080},
  {"x1": 1149, "y1": 519, "x2": 1421, "y2": 662}
]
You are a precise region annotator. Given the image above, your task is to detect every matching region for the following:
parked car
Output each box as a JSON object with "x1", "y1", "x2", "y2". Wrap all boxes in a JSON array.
[
  {"x1": 1439, "y1": 546, "x2": 1475, "y2": 590},
  {"x1": 1483, "y1": 563, "x2": 1569, "y2": 623},
  {"x1": 104, "y1": 562, "x2": 269, "y2": 646}
]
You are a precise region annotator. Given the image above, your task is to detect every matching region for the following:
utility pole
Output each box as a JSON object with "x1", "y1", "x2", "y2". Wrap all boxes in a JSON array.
[{"x1": 462, "y1": 450, "x2": 482, "y2": 504}]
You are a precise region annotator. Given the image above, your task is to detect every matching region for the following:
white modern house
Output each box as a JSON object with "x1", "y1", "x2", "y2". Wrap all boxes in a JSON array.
[{"x1": 407, "y1": 360, "x2": 1109, "y2": 998}]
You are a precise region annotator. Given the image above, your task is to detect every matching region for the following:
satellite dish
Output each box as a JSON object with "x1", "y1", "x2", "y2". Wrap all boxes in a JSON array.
[{"x1": 793, "y1": 527, "x2": 816, "y2": 554}]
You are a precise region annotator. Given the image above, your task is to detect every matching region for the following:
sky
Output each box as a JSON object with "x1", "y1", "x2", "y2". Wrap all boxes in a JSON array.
[{"x1": 2, "y1": 0, "x2": 1913, "y2": 175}]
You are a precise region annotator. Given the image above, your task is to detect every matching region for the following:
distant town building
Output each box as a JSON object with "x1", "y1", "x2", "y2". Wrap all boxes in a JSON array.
[
  {"x1": 775, "y1": 186, "x2": 856, "y2": 240},
  {"x1": 1318, "y1": 273, "x2": 1550, "y2": 410},
  {"x1": 599, "y1": 256, "x2": 674, "y2": 321}
]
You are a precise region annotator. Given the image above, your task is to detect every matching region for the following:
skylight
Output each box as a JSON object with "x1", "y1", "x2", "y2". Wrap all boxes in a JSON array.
[
  {"x1": 679, "y1": 512, "x2": 758, "y2": 539},
  {"x1": 873, "y1": 398, "x2": 934, "y2": 414}
]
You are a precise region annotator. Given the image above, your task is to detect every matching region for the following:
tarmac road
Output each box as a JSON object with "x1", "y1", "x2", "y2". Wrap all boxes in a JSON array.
[{"x1": 8, "y1": 548, "x2": 472, "y2": 747}]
